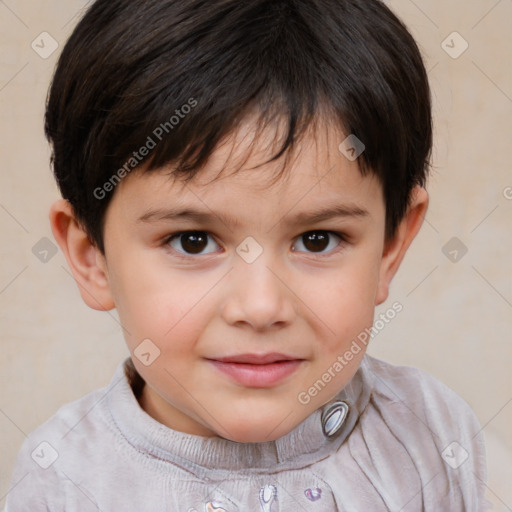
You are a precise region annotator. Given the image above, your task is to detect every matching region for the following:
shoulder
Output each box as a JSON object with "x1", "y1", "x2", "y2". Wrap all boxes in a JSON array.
[
  {"x1": 361, "y1": 354, "x2": 486, "y2": 454},
  {"x1": 4, "y1": 364, "x2": 127, "y2": 512},
  {"x1": 354, "y1": 355, "x2": 490, "y2": 510},
  {"x1": 23, "y1": 364, "x2": 124, "y2": 451},
  {"x1": 363, "y1": 354, "x2": 480, "y2": 427}
]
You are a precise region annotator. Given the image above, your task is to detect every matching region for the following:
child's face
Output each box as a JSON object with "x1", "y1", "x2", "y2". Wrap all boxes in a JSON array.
[{"x1": 86, "y1": 120, "x2": 413, "y2": 442}]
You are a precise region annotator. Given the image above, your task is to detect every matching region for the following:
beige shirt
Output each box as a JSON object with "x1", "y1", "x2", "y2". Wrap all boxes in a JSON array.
[{"x1": 4, "y1": 355, "x2": 490, "y2": 511}]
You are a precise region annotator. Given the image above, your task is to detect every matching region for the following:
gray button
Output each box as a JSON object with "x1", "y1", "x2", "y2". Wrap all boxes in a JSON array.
[{"x1": 321, "y1": 400, "x2": 349, "y2": 438}]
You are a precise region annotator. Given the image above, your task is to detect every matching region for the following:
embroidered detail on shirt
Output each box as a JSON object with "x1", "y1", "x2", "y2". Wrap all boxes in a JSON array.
[
  {"x1": 259, "y1": 484, "x2": 277, "y2": 512},
  {"x1": 304, "y1": 487, "x2": 322, "y2": 501},
  {"x1": 204, "y1": 501, "x2": 228, "y2": 512}
]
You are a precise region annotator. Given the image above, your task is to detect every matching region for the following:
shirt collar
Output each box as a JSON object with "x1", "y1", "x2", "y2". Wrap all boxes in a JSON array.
[{"x1": 106, "y1": 356, "x2": 373, "y2": 473}]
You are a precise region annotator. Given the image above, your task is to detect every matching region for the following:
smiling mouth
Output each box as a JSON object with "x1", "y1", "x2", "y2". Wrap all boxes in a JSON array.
[{"x1": 207, "y1": 353, "x2": 304, "y2": 387}]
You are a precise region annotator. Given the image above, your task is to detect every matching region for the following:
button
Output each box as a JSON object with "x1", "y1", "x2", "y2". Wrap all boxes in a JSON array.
[
  {"x1": 259, "y1": 485, "x2": 277, "y2": 512},
  {"x1": 321, "y1": 400, "x2": 349, "y2": 438}
]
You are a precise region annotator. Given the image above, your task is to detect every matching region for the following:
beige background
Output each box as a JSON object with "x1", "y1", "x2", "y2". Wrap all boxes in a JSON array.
[{"x1": 1, "y1": 0, "x2": 511, "y2": 509}]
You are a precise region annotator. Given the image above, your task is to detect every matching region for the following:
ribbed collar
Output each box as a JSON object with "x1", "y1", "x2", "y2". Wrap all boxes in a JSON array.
[{"x1": 106, "y1": 356, "x2": 373, "y2": 475}]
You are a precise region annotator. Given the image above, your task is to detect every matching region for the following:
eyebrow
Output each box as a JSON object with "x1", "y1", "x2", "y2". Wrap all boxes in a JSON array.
[{"x1": 137, "y1": 203, "x2": 369, "y2": 228}]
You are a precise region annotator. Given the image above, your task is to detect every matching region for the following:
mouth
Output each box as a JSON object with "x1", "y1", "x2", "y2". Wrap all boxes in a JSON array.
[{"x1": 206, "y1": 353, "x2": 304, "y2": 388}]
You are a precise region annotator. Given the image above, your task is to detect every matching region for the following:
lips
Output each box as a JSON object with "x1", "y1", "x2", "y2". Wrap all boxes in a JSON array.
[
  {"x1": 207, "y1": 353, "x2": 304, "y2": 387},
  {"x1": 212, "y1": 352, "x2": 299, "y2": 365}
]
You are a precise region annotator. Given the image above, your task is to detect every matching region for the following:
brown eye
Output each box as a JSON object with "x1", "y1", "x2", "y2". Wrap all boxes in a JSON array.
[
  {"x1": 294, "y1": 231, "x2": 343, "y2": 254},
  {"x1": 303, "y1": 232, "x2": 329, "y2": 252},
  {"x1": 168, "y1": 231, "x2": 219, "y2": 255}
]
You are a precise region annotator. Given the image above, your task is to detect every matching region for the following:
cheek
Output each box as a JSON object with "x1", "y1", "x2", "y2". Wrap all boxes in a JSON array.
[
  {"x1": 308, "y1": 255, "x2": 381, "y2": 353},
  {"x1": 109, "y1": 261, "x2": 212, "y2": 351}
]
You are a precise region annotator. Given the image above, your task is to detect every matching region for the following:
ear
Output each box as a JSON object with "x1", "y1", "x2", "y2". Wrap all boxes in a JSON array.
[
  {"x1": 375, "y1": 186, "x2": 429, "y2": 305},
  {"x1": 49, "y1": 199, "x2": 115, "y2": 311}
]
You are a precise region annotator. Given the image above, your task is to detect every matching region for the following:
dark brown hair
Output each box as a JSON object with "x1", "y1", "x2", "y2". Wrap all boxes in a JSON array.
[{"x1": 45, "y1": 0, "x2": 432, "y2": 253}]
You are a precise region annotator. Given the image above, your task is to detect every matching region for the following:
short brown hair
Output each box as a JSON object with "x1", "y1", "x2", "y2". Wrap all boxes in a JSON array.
[{"x1": 45, "y1": 0, "x2": 432, "y2": 253}]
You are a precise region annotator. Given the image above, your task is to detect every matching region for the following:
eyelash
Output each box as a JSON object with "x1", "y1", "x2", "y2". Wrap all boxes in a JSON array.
[{"x1": 162, "y1": 230, "x2": 348, "y2": 260}]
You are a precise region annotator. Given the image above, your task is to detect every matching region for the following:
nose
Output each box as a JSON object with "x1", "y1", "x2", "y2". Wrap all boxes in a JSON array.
[{"x1": 220, "y1": 255, "x2": 296, "y2": 331}]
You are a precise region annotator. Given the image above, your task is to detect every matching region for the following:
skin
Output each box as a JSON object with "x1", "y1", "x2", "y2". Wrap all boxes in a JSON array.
[{"x1": 49, "y1": 117, "x2": 428, "y2": 443}]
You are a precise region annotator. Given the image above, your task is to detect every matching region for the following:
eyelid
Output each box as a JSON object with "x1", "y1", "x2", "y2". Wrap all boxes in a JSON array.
[
  {"x1": 163, "y1": 229, "x2": 348, "y2": 260},
  {"x1": 292, "y1": 231, "x2": 347, "y2": 258},
  {"x1": 164, "y1": 230, "x2": 222, "y2": 259}
]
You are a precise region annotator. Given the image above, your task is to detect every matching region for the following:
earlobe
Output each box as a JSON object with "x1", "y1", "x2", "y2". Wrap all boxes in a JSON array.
[
  {"x1": 375, "y1": 186, "x2": 429, "y2": 305},
  {"x1": 49, "y1": 199, "x2": 115, "y2": 311}
]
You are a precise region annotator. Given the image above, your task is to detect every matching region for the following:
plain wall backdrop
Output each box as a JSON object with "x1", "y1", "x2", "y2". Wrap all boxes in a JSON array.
[{"x1": 1, "y1": 0, "x2": 511, "y2": 509}]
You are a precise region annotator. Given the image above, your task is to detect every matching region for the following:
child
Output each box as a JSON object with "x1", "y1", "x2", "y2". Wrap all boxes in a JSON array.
[{"x1": 4, "y1": 0, "x2": 489, "y2": 510}]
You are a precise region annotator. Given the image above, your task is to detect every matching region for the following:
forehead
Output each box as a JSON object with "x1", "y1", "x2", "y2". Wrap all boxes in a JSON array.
[{"x1": 111, "y1": 116, "x2": 383, "y2": 220}]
